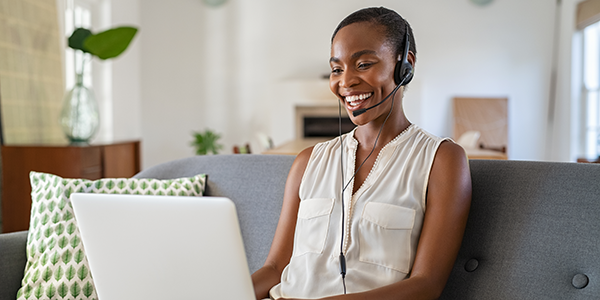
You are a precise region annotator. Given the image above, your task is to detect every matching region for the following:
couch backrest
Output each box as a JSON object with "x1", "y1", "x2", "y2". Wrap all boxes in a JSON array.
[
  {"x1": 134, "y1": 154, "x2": 295, "y2": 273},
  {"x1": 136, "y1": 155, "x2": 600, "y2": 299},
  {"x1": 441, "y1": 159, "x2": 600, "y2": 299}
]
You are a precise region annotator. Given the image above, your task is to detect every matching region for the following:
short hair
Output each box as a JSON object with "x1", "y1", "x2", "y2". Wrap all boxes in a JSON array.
[{"x1": 331, "y1": 7, "x2": 417, "y2": 61}]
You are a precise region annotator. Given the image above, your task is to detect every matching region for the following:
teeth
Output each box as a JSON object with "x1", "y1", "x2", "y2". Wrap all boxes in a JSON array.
[{"x1": 345, "y1": 93, "x2": 372, "y2": 103}]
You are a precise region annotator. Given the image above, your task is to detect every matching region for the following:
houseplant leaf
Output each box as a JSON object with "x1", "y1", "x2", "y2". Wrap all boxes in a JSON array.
[
  {"x1": 83, "y1": 26, "x2": 138, "y2": 60},
  {"x1": 68, "y1": 28, "x2": 92, "y2": 53}
]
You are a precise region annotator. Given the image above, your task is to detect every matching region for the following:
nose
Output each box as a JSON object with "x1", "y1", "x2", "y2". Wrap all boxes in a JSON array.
[{"x1": 339, "y1": 69, "x2": 359, "y2": 88}]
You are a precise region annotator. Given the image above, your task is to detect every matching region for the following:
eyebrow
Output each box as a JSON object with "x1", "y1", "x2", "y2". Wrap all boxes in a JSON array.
[{"x1": 329, "y1": 49, "x2": 378, "y2": 63}]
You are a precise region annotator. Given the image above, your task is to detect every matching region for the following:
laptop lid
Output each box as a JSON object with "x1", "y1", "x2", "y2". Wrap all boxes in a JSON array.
[{"x1": 71, "y1": 193, "x2": 255, "y2": 300}]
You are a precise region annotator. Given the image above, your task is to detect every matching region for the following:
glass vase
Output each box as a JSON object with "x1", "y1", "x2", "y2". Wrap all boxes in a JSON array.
[{"x1": 60, "y1": 73, "x2": 99, "y2": 144}]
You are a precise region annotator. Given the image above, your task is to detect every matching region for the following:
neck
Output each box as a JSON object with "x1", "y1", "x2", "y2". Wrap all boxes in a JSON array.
[{"x1": 354, "y1": 112, "x2": 411, "y2": 149}]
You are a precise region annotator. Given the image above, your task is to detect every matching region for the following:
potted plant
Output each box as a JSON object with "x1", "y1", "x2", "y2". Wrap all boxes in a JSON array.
[
  {"x1": 60, "y1": 26, "x2": 138, "y2": 144},
  {"x1": 191, "y1": 129, "x2": 224, "y2": 155}
]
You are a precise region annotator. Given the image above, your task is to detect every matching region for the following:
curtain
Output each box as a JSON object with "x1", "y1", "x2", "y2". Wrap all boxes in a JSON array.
[{"x1": 0, "y1": 0, "x2": 65, "y2": 144}]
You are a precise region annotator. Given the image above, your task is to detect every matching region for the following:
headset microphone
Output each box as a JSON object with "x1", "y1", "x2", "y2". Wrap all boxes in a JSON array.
[{"x1": 352, "y1": 77, "x2": 404, "y2": 117}]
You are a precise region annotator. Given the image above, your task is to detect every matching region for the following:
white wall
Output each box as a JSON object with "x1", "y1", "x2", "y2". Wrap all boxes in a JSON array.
[{"x1": 109, "y1": 0, "x2": 580, "y2": 168}]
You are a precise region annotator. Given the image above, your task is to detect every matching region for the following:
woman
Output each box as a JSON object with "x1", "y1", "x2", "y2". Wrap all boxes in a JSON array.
[{"x1": 252, "y1": 7, "x2": 471, "y2": 300}]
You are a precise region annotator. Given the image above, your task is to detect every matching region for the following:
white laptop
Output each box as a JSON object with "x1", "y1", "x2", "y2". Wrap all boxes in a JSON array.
[{"x1": 71, "y1": 193, "x2": 256, "y2": 300}]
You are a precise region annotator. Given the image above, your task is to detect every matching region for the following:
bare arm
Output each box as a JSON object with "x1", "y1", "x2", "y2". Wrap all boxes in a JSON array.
[
  {"x1": 281, "y1": 141, "x2": 472, "y2": 300},
  {"x1": 251, "y1": 147, "x2": 314, "y2": 299}
]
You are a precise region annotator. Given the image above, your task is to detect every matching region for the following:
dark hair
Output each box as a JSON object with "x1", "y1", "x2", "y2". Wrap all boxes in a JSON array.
[{"x1": 331, "y1": 7, "x2": 417, "y2": 61}]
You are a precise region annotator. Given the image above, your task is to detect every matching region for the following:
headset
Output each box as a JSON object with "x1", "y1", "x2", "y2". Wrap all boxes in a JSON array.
[
  {"x1": 351, "y1": 25, "x2": 413, "y2": 117},
  {"x1": 337, "y1": 24, "x2": 413, "y2": 294}
]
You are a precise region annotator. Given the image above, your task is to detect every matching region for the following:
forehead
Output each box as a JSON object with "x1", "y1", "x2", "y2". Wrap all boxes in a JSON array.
[{"x1": 331, "y1": 22, "x2": 393, "y2": 60}]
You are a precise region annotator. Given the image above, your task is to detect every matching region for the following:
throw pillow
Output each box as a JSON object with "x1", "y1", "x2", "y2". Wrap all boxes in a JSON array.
[{"x1": 16, "y1": 171, "x2": 207, "y2": 300}]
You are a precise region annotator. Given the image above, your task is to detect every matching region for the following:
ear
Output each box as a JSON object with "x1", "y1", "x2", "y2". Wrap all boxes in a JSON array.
[{"x1": 407, "y1": 51, "x2": 416, "y2": 69}]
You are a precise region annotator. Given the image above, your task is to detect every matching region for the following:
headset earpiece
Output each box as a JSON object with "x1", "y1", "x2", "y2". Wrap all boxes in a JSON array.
[{"x1": 394, "y1": 26, "x2": 414, "y2": 86}]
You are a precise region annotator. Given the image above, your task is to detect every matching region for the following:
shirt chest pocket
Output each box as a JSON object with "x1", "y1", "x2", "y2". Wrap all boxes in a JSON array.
[
  {"x1": 358, "y1": 202, "x2": 416, "y2": 273},
  {"x1": 293, "y1": 198, "x2": 334, "y2": 256}
]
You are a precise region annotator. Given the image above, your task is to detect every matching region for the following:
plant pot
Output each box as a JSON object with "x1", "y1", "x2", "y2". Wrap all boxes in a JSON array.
[{"x1": 59, "y1": 73, "x2": 99, "y2": 144}]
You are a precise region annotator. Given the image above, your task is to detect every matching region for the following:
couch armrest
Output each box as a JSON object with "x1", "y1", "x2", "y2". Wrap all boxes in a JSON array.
[{"x1": 0, "y1": 231, "x2": 27, "y2": 300}]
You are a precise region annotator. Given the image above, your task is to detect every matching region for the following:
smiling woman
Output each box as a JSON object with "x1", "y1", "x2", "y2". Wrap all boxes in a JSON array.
[{"x1": 251, "y1": 7, "x2": 471, "y2": 300}]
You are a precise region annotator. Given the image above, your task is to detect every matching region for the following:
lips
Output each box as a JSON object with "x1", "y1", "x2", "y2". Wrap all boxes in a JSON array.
[{"x1": 344, "y1": 92, "x2": 373, "y2": 107}]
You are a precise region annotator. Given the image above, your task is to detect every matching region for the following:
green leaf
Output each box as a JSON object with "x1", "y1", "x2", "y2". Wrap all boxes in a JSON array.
[
  {"x1": 70, "y1": 281, "x2": 81, "y2": 298},
  {"x1": 70, "y1": 235, "x2": 81, "y2": 248},
  {"x1": 65, "y1": 265, "x2": 76, "y2": 281},
  {"x1": 41, "y1": 214, "x2": 50, "y2": 225},
  {"x1": 77, "y1": 264, "x2": 88, "y2": 280},
  {"x1": 40, "y1": 252, "x2": 49, "y2": 266},
  {"x1": 38, "y1": 241, "x2": 47, "y2": 253},
  {"x1": 54, "y1": 266, "x2": 64, "y2": 281},
  {"x1": 62, "y1": 249, "x2": 72, "y2": 264},
  {"x1": 63, "y1": 210, "x2": 73, "y2": 222},
  {"x1": 44, "y1": 226, "x2": 53, "y2": 238},
  {"x1": 55, "y1": 223, "x2": 65, "y2": 236},
  {"x1": 58, "y1": 198, "x2": 67, "y2": 211},
  {"x1": 84, "y1": 27, "x2": 138, "y2": 60},
  {"x1": 31, "y1": 269, "x2": 41, "y2": 283},
  {"x1": 42, "y1": 267, "x2": 53, "y2": 282},
  {"x1": 83, "y1": 281, "x2": 94, "y2": 297},
  {"x1": 67, "y1": 222, "x2": 76, "y2": 235},
  {"x1": 117, "y1": 180, "x2": 126, "y2": 189},
  {"x1": 52, "y1": 212, "x2": 61, "y2": 224},
  {"x1": 48, "y1": 201, "x2": 57, "y2": 213},
  {"x1": 38, "y1": 202, "x2": 46, "y2": 214},
  {"x1": 129, "y1": 181, "x2": 137, "y2": 190},
  {"x1": 34, "y1": 284, "x2": 44, "y2": 299},
  {"x1": 140, "y1": 181, "x2": 148, "y2": 190},
  {"x1": 54, "y1": 187, "x2": 63, "y2": 198},
  {"x1": 47, "y1": 237, "x2": 56, "y2": 250},
  {"x1": 74, "y1": 249, "x2": 85, "y2": 264},
  {"x1": 24, "y1": 284, "x2": 33, "y2": 298},
  {"x1": 95, "y1": 180, "x2": 104, "y2": 189},
  {"x1": 106, "y1": 180, "x2": 115, "y2": 190},
  {"x1": 58, "y1": 282, "x2": 68, "y2": 298},
  {"x1": 46, "y1": 283, "x2": 56, "y2": 298},
  {"x1": 45, "y1": 190, "x2": 53, "y2": 200},
  {"x1": 51, "y1": 251, "x2": 60, "y2": 265},
  {"x1": 64, "y1": 187, "x2": 72, "y2": 199},
  {"x1": 58, "y1": 236, "x2": 69, "y2": 249}
]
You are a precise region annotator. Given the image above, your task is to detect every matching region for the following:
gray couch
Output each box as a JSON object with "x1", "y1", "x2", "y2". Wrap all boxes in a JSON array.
[{"x1": 1, "y1": 154, "x2": 599, "y2": 299}]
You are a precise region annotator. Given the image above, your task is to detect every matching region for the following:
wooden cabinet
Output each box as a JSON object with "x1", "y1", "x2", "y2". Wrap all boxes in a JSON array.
[{"x1": 1, "y1": 141, "x2": 140, "y2": 233}]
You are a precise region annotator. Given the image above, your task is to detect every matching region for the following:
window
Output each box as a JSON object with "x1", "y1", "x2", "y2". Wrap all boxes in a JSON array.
[
  {"x1": 582, "y1": 21, "x2": 600, "y2": 158},
  {"x1": 64, "y1": 0, "x2": 93, "y2": 89}
]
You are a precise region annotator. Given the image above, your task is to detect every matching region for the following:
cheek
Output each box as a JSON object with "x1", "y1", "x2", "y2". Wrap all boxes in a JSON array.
[{"x1": 329, "y1": 77, "x2": 338, "y2": 96}]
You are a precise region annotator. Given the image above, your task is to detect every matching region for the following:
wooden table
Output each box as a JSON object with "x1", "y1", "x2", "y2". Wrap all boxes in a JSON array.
[
  {"x1": 1, "y1": 140, "x2": 141, "y2": 233},
  {"x1": 264, "y1": 138, "x2": 508, "y2": 160}
]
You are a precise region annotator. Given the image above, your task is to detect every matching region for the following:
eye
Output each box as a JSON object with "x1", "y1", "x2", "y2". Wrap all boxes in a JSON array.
[
  {"x1": 357, "y1": 62, "x2": 373, "y2": 70},
  {"x1": 331, "y1": 67, "x2": 342, "y2": 75}
]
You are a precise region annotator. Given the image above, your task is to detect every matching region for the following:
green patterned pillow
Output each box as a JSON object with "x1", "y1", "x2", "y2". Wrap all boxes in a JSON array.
[{"x1": 17, "y1": 171, "x2": 207, "y2": 300}]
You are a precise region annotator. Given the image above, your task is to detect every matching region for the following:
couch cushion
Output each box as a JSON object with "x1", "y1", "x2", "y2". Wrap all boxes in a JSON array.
[
  {"x1": 0, "y1": 231, "x2": 28, "y2": 300},
  {"x1": 441, "y1": 160, "x2": 600, "y2": 299},
  {"x1": 17, "y1": 172, "x2": 206, "y2": 300}
]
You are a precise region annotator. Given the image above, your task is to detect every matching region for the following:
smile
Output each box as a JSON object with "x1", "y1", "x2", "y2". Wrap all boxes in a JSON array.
[{"x1": 345, "y1": 93, "x2": 372, "y2": 107}]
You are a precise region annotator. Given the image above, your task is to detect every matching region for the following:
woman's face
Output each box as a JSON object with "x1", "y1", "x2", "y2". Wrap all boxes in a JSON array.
[{"x1": 330, "y1": 22, "x2": 398, "y2": 125}]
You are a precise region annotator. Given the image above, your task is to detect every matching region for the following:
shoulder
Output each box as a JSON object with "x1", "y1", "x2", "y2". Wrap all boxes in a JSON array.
[
  {"x1": 428, "y1": 140, "x2": 471, "y2": 201},
  {"x1": 289, "y1": 146, "x2": 314, "y2": 178}
]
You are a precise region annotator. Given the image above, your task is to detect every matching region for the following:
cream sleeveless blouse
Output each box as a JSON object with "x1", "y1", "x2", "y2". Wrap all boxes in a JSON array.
[{"x1": 269, "y1": 124, "x2": 449, "y2": 299}]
